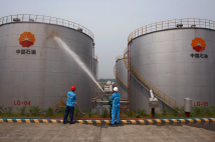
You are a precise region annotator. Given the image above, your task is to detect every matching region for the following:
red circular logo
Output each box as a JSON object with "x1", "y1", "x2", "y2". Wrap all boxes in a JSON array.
[
  {"x1": 191, "y1": 37, "x2": 206, "y2": 52},
  {"x1": 19, "y1": 32, "x2": 35, "y2": 47}
]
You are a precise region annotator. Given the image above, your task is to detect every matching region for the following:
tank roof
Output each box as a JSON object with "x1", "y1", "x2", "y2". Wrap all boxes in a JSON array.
[
  {"x1": 0, "y1": 14, "x2": 94, "y2": 40},
  {"x1": 128, "y1": 18, "x2": 215, "y2": 43}
]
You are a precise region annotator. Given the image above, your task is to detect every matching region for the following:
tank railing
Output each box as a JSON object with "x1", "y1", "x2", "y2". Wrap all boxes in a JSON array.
[
  {"x1": 93, "y1": 55, "x2": 98, "y2": 60},
  {"x1": 128, "y1": 18, "x2": 215, "y2": 43},
  {"x1": 123, "y1": 48, "x2": 182, "y2": 109},
  {"x1": 115, "y1": 55, "x2": 124, "y2": 62},
  {"x1": 0, "y1": 14, "x2": 94, "y2": 40},
  {"x1": 113, "y1": 63, "x2": 127, "y2": 89}
]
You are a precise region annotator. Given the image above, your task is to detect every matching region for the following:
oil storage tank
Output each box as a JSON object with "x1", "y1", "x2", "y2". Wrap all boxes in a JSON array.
[
  {"x1": 114, "y1": 56, "x2": 127, "y2": 99},
  {"x1": 0, "y1": 14, "x2": 96, "y2": 112},
  {"x1": 126, "y1": 19, "x2": 215, "y2": 113}
]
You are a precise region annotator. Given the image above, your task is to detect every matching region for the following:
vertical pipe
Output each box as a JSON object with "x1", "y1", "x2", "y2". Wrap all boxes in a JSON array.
[
  {"x1": 187, "y1": 19, "x2": 189, "y2": 27},
  {"x1": 194, "y1": 19, "x2": 195, "y2": 27},
  {"x1": 168, "y1": 20, "x2": 169, "y2": 28},
  {"x1": 42, "y1": 15, "x2": 44, "y2": 23},
  {"x1": 199, "y1": 19, "x2": 200, "y2": 27},
  {"x1": 156, "y1": 23, "x2": 157, "y2": 31},
  {"x1": 162, "y1": 21, "x2": 163, "y2": 30},
  {"x1": 205, "y1": 19, "x2": 206, "y2": 28},
  {"x1": 126, "y1": 43, "x2": 130, "y2": 109},
  {"x1": 145, "y1": 25, "x2": 147, "y2": 33},
  {"x1": 214, "y1": 22, "x2": 215, "y2": 30}
]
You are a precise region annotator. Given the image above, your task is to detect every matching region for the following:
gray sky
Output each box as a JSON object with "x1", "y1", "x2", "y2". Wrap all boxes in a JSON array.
[{"x1": 0, "y1": 0, "x2": 215, "y2": 78}]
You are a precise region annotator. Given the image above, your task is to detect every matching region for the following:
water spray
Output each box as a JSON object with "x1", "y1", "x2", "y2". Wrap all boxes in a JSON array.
[
  {"x1": 52, "y1": 35, "x2": 105, "y2": 93},
  {"x1": 46, "y1": 32, "x2": 109, "y2": 103}
]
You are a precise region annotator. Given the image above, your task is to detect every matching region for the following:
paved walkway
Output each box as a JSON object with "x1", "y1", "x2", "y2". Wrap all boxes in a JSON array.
[{"x1": 0, "y1": 122, "x2": 215, "y2": 142}]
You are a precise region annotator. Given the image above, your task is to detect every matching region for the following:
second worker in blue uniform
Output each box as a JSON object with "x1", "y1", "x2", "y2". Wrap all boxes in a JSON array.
[{"x1": 110, "y1": 87, "x2": 121, "y2": 125}]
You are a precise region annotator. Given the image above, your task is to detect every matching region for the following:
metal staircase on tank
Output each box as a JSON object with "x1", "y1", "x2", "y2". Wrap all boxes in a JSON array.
[{"x1": 123, "y1": 48, "x2": 182, "y2": 110}]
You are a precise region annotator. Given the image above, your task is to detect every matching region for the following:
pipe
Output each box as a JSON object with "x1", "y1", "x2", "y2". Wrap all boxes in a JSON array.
[{"x1": 149, "y1": 89, "x2": 154, "y2": 98}]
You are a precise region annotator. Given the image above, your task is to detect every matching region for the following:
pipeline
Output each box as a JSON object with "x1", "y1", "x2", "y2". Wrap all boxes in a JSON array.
[
  {"x1": 130, "y1": 109, "x2": 140, "y2": 118},
  {"x1": 75, "y1": 102, "x2": 85, "y2": 115}
]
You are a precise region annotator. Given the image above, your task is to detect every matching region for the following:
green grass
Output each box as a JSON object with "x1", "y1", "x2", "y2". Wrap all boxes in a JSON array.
[{"x1": 0, "y1": 106, "x2": 215, "y2": 118}]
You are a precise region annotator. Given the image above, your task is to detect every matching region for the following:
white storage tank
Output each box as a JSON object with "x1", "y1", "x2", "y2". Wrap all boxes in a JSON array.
[
  {"x1": 0, "y1": 14, "x2": 96, "y2": 112},
  {"x1": 126, "y1": 18, "x2": 215, "y2": 112}
]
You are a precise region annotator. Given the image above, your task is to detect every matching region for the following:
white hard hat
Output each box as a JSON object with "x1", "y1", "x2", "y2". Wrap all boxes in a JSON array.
[{"x1": 113, "y1": 87, "x2": 118, "y2": 92}]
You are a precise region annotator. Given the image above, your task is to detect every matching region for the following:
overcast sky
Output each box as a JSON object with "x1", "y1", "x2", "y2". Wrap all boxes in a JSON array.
[{"x1": 0, "y1": 0, "x2": 215, "y2": 78}]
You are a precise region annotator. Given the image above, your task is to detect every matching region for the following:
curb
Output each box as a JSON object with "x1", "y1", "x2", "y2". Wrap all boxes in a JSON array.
[{"x1": 0, "y1": 117, "x2": 215, "y2": 124}]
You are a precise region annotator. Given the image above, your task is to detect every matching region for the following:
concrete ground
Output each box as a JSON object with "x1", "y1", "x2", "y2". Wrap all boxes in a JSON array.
[{"x1": 0, "y1": 123, "x2": 215, "y2": 142}]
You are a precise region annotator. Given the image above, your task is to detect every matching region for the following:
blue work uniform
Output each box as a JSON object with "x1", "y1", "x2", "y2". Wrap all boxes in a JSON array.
[
  {"x1": 63, "y1": 91, "x2": 77, "y2": 124},
  {"x1": 110, "y1": 92, "x2": 121, "y2": 124}
]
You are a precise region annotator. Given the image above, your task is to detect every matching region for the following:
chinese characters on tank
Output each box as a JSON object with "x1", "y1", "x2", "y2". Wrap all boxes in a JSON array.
[
  {"x1": 190, "y1": 53, "x2": 208, "y2": 58},
  {"x1": 16, "y1": 49, "x2": 36, "y2": 55}
]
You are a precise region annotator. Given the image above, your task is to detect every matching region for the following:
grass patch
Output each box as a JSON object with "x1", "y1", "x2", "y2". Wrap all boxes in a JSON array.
[{"x1": 0, "y1": 106, "x2": 214, "y2": 118}]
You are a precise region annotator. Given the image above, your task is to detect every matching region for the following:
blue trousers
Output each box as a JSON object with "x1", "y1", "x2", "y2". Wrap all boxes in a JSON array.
[
  {"x1": 111, "y1": 106, "x2": 120, "y2": 124},
  {"x1": 63, "y1": 106, "x2": 74, "y2": 124}
]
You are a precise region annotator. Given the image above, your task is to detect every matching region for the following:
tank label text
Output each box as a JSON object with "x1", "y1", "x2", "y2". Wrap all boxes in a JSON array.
[
  {"x1": 14, "y1": 100, "x2": 31, "y2": 106},
  {"x1": 194, "y1": 102, "x2": 208, "y2": 106}
]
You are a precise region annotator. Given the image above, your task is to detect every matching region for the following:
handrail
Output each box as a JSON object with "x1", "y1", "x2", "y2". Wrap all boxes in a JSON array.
[
  {"x1": 115, "y1": 55, "x2": 123, "y2": 62},
  {"x1": 128, "y1": 18, "x2": 215, "y2": 43},
  {"x1": 123, "y1": 48, "x2": 182, "y2": 108},
  {"x1": 0, "y1": 14, "x2": 94, "y2": 40}
]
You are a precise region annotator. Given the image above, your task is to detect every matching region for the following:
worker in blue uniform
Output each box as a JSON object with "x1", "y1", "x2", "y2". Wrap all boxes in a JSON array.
[
  {"x1": 63, "y1": 86, "x2": 77, "y2": 124},
  {"x1": 110, "y1": 87, "x2": 121, "y2": 125}
]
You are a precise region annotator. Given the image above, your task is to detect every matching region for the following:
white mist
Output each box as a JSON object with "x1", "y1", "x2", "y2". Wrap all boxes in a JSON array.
[{"x1": 54, "y1": 37, "x2": 105, "y2": 93}]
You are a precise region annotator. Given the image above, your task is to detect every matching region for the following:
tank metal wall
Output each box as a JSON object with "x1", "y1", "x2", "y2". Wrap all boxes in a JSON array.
[
  {"x1": 129, "y1": 28, "x2": 215, "y2": 112},
  {"x1": 116, "y1": 59, "x2": 127, "y2": 99},
  {"x1": 0, "y1": 22, "x2": 94, "y2": 112}
]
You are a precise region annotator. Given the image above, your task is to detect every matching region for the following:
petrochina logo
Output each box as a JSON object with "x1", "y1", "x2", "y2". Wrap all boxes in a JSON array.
[
  {"x1": 19, "y1": 32, "x2": 35, "y2": 47},
  {"x1": 191, "y1": 37, "x2": 206, "y2": 52}
]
